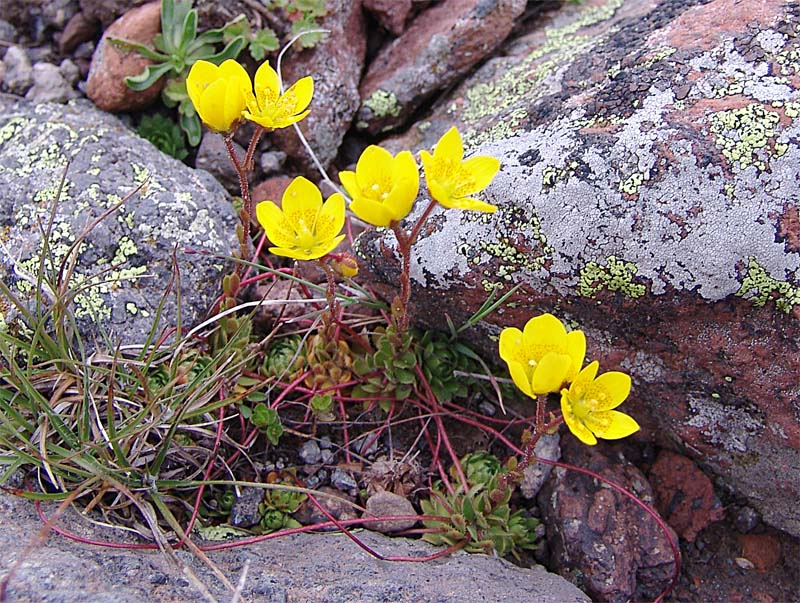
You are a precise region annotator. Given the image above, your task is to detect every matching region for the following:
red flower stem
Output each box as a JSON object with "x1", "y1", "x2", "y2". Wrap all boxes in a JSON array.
[
  {"x1": 224, "y1": 134, "x2": 252, "y2": 263},
  {"x1": 243, "y1": 125, "x2": 264, "y2": 173}
]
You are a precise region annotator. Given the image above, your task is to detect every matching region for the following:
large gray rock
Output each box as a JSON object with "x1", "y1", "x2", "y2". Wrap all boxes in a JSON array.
[
  {"x1": 0, "y1": 490, "x2": 590, "y2": 603},
  {"x1": 357, "y1": 0, "x2": 800, "y2": 537},
  {"x1": 0, "y1": 99, "x2": 237, "y2": 346}
]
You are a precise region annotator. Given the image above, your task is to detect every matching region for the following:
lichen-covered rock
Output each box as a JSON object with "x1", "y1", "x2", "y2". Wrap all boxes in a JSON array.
[
  {"x1": 0, "y1": 99, "x2": 237, "y2": 346},
  {"x1": 538, "y1": 439, "x2": 678, "y2": 602},
  {"x1": 270, "y1": 0, "x2": 366, "y2": 174},
  {"x1": 356, "y1": 0, "x2": 800, "y2": 537},
  {"x1": 356, "y1": 0, "x2": 527, "y2": 135}
]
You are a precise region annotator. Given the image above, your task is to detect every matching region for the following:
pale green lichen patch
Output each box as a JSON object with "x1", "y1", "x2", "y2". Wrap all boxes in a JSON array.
[
  {"x1": 618, "y1": 171, "x2": 646, "y2": 196},
  {"x1": 461, "y1": 0, "x2": 625, "y2": 148},
  {"x1": 361, "y1": 89, "x2": 402, "y2": 120},
  {"x1": 736, "y1": 256, "x2": 799, "y2": 313},
  {"x1": 578, "y1": 256, "x2": 647, "y2": 298},
  {"x1": 709, "y1": 103, "x2": 783, "y2": 172}
]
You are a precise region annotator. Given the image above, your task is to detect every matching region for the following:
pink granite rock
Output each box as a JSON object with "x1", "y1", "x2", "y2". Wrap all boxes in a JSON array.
[
  {"x1": 86, "y1": 1, "x2": 162, "y2": 112},
  {"x1": 363, "y1": 0, "x2": 413, "y2": 36},
  {"x1": 356, "y1": 0, "x2": 527, "y2": 135},
  {"x1": 270, "y1": 0, "x2": 367, "y2": 174},
  {"x1": 356, "y1": 0, "x2": 800, "y2": 538}
]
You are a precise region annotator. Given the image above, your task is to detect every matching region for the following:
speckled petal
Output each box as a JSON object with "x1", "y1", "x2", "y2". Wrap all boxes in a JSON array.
[
  {"x1": 583, "y1": 410, "x2": 639, "y2": 440},
  {"x1": 315, "y1": 193, "x2": 346, "y2": 240},
  {"x1": 350, "y1": 197, "x2": 393, "y2": 227},
  {"x1": 561, "y1": 392, "x2": 598, "y2": 445},
  {"x1": 459, "y1": 155, "x2": 500, "y2": 195},
  {"x1": 254, "y1": 61, "x2": 280, "y2": 98},
  {"x1": 586, "y1": 371, "x2": 632, "y2": 411},
  {"x1": 433, "y1": 127, "x2": 463, "y2": 163},
  {"x1": 256, "y1": 201, "x2": 296, "y2": 248},
  {"x1": 281, "y1": 176, "x2": 323, "y2": 222}
]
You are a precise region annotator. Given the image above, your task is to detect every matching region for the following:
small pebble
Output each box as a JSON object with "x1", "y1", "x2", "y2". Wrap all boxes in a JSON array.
[
  {"x1": 330, "y1": 467, "x2": 358, "y2": 493},
  {"x1": 731, "y1": 505, "x2": 759, "y2": 533},
  {"x1": 478, "y1": 400, "x2": 496, "y2": 416},
  {"x1": 299, "y1": 440, "x2": 322, "y2": 465}
]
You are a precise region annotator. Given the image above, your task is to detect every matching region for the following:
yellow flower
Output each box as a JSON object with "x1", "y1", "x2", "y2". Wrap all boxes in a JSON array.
[
  {"x1": 560, "y1": 361, "x2": 640, "y2": 446},
  {"x1": 420, "y1": 127, "x2": 500, "y2": 213},
  {"x1": 499, "y1": 313, "x2": 586, "y2": 397},
  {"x1": 186, "y1": 59, "x2": 251, "y2": 133},
  {"x1": 243, "y1": 61, "x2": 313, "y2": 130},
  {"x1": 339, "y1": 146, "x2": 420, "y2": 227},
  {"x1": 255, "y1": 176, "x2": 346, "y2": 261}
]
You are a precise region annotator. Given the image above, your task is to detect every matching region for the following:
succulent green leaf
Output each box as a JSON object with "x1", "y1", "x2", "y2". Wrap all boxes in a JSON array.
[{"x1": 125, "y1": 61, "x2": 176, "y2": 91}]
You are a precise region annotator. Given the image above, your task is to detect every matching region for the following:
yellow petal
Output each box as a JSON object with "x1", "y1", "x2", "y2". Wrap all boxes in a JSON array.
[
  {"x1": 218, "y1": 59, "x2": 251, "y2": 86},
  {"x1": 394, "y1": 150, "x2": 420, "y2": 193},
  {"x1": 586, "y1": 371, "x2": 631, "y2": 410},
  {"x1": 561, "y1": 392, "x2": 598, "y2": 445},
  {"x1": 583, "y1": 410, "x2": 640, "y2": 440},
  {"x1": 285, "y1": 75, "x2": 314, "y2": 113},
  {"x1": 523, "y1": 313, "x2": 566, "y2": 362},
  {"x1": 569, "y1": 361, "x2": 600, "y2": 399},
  {"x1": 459, "y1": 155, "x2": 500, "y2": 195},
  {"x1": 434, "y1": 127, "x2": 463, "y2": 163},
  {"x1": 350, "y1": 197, "x2": 393, "y2": 227},
  {"x1": 564, "y1": 330, "x2": 586, "y2": 383},
  {"x1": 531, "y1": 352, "x2": 571, "y2": 394},
  {"x1": 273, "y1": 108, "x2": 310, "y2": 129},
  {"x1": 316, "y1": 193, "x2": 346, "y2": 240},
  {"x1": 186, "y1": 60, "x2": 217, "y2": 107},
  {"x1": 445, "y1": 196, "x2": 497, "y2": 213},
  {"x1": 383, "y1": 181, "x2": 416, "y2": 221},
  {"x1": 254, "y1": 61, "x2": 280, "y2": 97},
  {"x1": 222, "y1": 84, "x2": 246, "y2": 130},
  {"x1": 338, "y1": 170, "x2": 359, "y2": 200},
  {"x1": 256, "y1": 201, "x2": 296, "y2": 248},
  {"x1": 198, "y1": 78, "x2": 236, "y2": 131},
  {"x1": 508, "y1": 360, "x2": 534, "y2": 399},
  {"x1": 498, "y1": 327, "x2": 525, "y2": 364},
  {"x1": 281, "y1": 176, "x2": 323, "y2": 220},
  {"x1": 309, "y1": 233, "x2": 346, "y2": 259},
  {"x1": 426, "y1": 177, "x2": 452, "y2": 208}
]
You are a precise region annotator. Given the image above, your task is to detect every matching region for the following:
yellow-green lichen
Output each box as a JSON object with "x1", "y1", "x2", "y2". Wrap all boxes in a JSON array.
[
  {"x1": 578, "y1": 255, "x2": 647, "y2": 298},
  {"x1": 639, "y1": 46, "x2": 676, "y2": 69},
  {"x1": 709, "y1": 103, "x2": 783, "y2": 172},
  {"x1": 618, "y1": 171, "x2": 646, "y2": 195},
  {"x1": 362, "y1": 90, "x2": 402, "y2": 120},
  {"x1": 460, "y1": 0, "x2": 625, "y2": 146},
  {"x1": 735, "y1": 256, "x2": 799, "y2": 313},
  {"x1": 474, "y1": 209, "x2": 554, "y2": 292},
  {"x1": 542, "y1": 161, "x2": 579, "y2": 188}
]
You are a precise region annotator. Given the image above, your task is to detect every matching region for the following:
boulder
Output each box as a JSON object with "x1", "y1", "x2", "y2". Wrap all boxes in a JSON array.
[
  {"x1": 86, "y1": 1, "x2": 163, "y2": 112},
  {"x1": 356, "y1": 0, "x2": 800, "y2": 537},
  {"x1": 0, "y1": 99, "x2": 237, "y2": 346},
  {"x1": 356, "y1": 0, "x2": 527, "y2": 135},
  {"x1": 538, "y1": 440, "x2": 678, "y2": 603},
  {"x1": 0, "y1": 489, "x2": 590, "y2": 603},
  {"x1": 270, "y1": 0, "x2": 367, "y2": 174}
]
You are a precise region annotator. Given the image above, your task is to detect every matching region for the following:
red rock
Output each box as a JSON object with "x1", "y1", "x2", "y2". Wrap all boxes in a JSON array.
[
  {"x1": 363, "y1": 0, "x2": 413, "y2": 36},
  {"x1": 356, "y1": 0, "x2": 800, "y2": 539},
  {"x1": 739, "y1": 533, "x2": 783, "y2": 573},
  {"x1": 59, "y1": 11, "x2": 100, "y2": 55},
  {"x1": 538, "y1": 439, "x2": 678, "y2": 602},
  {"x1": 270, "y1": 0, "x2": 366, "y2": 174},
  {"x1": 251, "y1": 176, "x2": 293, "y2": 206},
  {"x1": 648, "y1": 451, "x2": 724, "y2": 542},
  {"x1": 356, "y1": 0, "x2": 527, "y2": 135},
  {"x1": 79, "y1": 0, "x2": 150, "y2": 28},
  {"x1": 86, "y1": 1, "x2": 163, "y2": 112}
]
